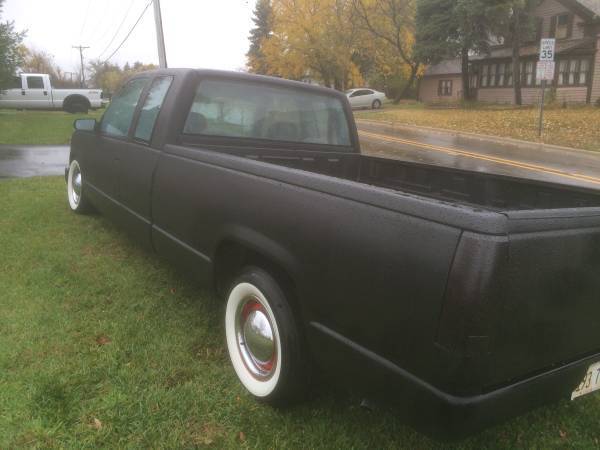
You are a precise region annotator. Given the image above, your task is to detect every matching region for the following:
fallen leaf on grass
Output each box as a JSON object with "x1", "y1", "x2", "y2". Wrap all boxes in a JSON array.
[
  {"x1": 239, "y1": 431, "x2": 246, "y2": 442},
  {"x1": 95, "y1": 335, "x2": 111, "y2": 346},
  {"x1": 559, "y1": 429, "x2": 568, "y2": 439},
  {"x1": 91, "y1": 418, "x2": 102, "y2": 430}
]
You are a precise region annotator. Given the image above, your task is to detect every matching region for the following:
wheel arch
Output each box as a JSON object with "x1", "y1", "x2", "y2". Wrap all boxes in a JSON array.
[
  {"x1": 63, "y1": 94, "x2": 91, "y2": 110},
  {"x1": 212, "y1": 227, "x2": 302, "y2": 307}
]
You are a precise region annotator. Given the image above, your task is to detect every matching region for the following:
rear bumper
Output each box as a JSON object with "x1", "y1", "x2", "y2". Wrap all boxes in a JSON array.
[{"x1": 309, "y1": 322, "x2": 599, "y2": 440}]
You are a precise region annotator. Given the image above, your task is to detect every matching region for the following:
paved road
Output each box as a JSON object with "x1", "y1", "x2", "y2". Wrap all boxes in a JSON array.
[
  {"x1": 2, "y1": 126, "x2": 600, "y2": 191},
  {"x1": 0, "y1": 145, "x2": 69, "y2": 179},
  {"x1": 358, "y1": 119, "x2": 600, "y2": 190}
]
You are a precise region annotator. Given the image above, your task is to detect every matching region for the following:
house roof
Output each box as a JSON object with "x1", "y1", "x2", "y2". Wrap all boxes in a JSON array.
[
  {"x1": 472, "y1": 37, "x2": 597, "y2": 60},
  {"x1": 576, "y1": 0, "x2": 600, "y2": 17},
  {"x1": 423, "y1": 59, "x2": 462, "y2": 76},
  {"x1": 423, "y1": 37, "x2": 595, "y2": 78}
]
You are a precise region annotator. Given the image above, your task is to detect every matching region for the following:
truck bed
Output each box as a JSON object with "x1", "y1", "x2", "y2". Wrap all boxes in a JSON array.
[
  {"x1": 232, "y1": 147, "x2": 600, "y2": 212},
  {"x1": 172, "y1": 143, "x2": 600, "y2": 397}
]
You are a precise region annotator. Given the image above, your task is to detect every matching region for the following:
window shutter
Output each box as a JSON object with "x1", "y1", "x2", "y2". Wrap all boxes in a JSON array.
[
  {"x1": 567, "y1": 14, "x2": 574, "y2": 38},
  {"x1": 536, "y1": 18, "x2": 543, "y2": 41},
  {"x1": 438, "y1": 81, "x2": 442, "y2": 96},
  {"x1": 550, "y1": 16, "x2": 557, "y2": 38}
]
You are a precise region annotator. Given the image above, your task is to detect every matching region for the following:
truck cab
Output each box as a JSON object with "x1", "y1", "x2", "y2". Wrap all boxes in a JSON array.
[{"x1": 0, "y1": 73, "x2": 104, "y2": 113}]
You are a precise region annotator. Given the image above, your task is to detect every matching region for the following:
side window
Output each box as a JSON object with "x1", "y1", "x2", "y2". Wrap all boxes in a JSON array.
[
  {"x1": 134, "y1": 76, "x2": 173, "y2": 142},
  {"x1": 100, "y1": 78, "x2": 147, "y2": 138},
  {"x1": 11, "y1": 76, "x2": 22, "y2": 89},
  {"x1": 26, "y1": 76, "x2": 44, "y2": 89},
  {"x1": 183, "y1": 78, "x2": 351, "y2": 147}
]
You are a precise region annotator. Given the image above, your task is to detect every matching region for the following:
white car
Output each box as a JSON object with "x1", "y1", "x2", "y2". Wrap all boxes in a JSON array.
[
  {"x1": 346, "y1": 88, "x2": 386, "y2": 109},
  {"x1": 0, "y1": 73, "x2": 104, "y2": 113}
]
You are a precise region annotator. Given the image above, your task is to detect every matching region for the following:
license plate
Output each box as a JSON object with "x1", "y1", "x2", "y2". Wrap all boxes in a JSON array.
[{"x1": 571, "y1": 361, "x2": 600, "y2": 400}]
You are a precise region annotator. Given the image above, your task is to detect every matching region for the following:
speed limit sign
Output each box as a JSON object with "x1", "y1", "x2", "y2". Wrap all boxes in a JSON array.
[{"x1": 540, "y1": 39, "x2": 555, "y2": 61}]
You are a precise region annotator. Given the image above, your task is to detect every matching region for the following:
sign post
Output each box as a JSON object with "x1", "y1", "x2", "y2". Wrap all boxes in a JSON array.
[{"x1": 537, "y1": 39, "x2": 555, "y2": 138}]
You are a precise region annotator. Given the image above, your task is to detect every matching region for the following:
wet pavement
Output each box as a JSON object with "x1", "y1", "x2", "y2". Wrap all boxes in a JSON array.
[
  {"x1": 2, "y1": 126, "x2": 600, "y2": 191},
  {"x1": 0, "y1": 145, "x2": 69, "y2": 179},
  {"x1": 358, "y1": 119, "x2": 600, "y2": 190}
]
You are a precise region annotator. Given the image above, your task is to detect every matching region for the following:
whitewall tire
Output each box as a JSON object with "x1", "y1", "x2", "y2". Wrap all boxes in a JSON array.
[
  {"x1": 67, "y1": 159, "x2": 91, "y2": 213},
  {"x1": 224, "y1": 266, "x2": 309, "y2": 405}
]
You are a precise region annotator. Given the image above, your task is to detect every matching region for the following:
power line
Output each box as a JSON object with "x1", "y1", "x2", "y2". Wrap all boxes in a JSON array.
[
  {"x1": 79, "y1": 0, "x2": 92, "y2": 40},
  {"x1": 102, "y1": 0, "x2": 153, "y2": 64},
  {"x1": 96, "y1": 0, "x2": 137, "y2": 60}
]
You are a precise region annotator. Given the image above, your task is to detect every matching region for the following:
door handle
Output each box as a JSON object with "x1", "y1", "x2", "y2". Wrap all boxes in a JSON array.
[
  {"x1": 43, "y1": 91, "x2": 48, "y2": 96},
  {"x1": 21, "y1": 90, "x2": 25, "y2": 96}
]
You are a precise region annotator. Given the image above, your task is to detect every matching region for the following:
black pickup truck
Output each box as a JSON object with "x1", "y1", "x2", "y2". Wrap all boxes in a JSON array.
[{"x1": 66, "y1": 69, "x2": 600, "y2": 438}]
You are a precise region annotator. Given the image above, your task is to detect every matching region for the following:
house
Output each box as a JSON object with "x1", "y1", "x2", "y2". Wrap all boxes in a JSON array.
[{"x1": 418, "y1": 0, "x2": 600, "y2": 105}]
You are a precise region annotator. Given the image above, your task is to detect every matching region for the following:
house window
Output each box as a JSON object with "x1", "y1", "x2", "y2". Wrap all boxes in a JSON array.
[
  {"x1": 497, "y1": 63, "x2": 505, "y2": 86},
  {"x1": 579, "y1": 60, "x2": 590, "y2": 84},
  {"x1": 558, "y1": 58, "x2": 591, "y2": 86},
  {"x1": 489, "y1": 64, "x2": 497, "y2": 87},
  {"x1": 553, "y1": 14, "x2": 571, "y2": 40},
  {"x1": 438, "y1": 80, "x2": 453, "y2": 96},
  {"x1": 505, "y1": 63, "x2": 513, "y2": 86},
  {"x1": 521, "y1": 61, "x2": 535, "y2": 86},
  {"x1": 481, "y1": 65, "x2": 488, "y2": 87}
]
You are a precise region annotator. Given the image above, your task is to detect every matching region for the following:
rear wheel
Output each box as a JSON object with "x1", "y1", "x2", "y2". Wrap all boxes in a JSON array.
[
  {"x1": 225, "y1": 266, "x2": 309, "y2": 405},
  {"x1": 67, "y1": 159, "x2": 91, "y2": 213},
  {"x1": 64, "y1": 99, "x2": 89, "y2": 114},
  {"x1": 372, "y1": 99, "x2": 382, "y2": 109}
]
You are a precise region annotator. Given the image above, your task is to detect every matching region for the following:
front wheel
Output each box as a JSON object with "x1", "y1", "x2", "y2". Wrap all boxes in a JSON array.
[
  {"x1": 67, "y1": 159, "x2": 91, "y2": 213},
  {"x1": 225, "y1": 267, "x2": 309, "y2": 405}
]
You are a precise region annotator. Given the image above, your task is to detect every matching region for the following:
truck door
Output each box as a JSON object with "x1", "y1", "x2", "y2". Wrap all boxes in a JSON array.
[
  {"x1": 0, "y1": 76, "x2": 25, "y2": 109},
  {"x1": 23, "y1": 75, "x2": 52, "y2": 108},
  {"x1": 85, "y1": 78, "x2": 148, "y2": 214},
  {"x1": 116, "y1": 76, "x2": 174, "y2": 248}
]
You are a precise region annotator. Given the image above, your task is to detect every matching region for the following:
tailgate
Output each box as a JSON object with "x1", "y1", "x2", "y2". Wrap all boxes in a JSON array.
[{"x1": 491, "y1": 224, "x2": 600, "y2": 385}]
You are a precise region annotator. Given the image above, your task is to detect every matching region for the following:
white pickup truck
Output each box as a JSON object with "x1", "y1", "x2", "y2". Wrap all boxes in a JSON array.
[{"x1": 0, "y1": 73, "x2": 104, "y2": 113}]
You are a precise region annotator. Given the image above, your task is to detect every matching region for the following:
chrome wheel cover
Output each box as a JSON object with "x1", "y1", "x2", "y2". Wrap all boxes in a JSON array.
[{"x1": 235, "y1": 296, "x2": 277, "y2": 380}]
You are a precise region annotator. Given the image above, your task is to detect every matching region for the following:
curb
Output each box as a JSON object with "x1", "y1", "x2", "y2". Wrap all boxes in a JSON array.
[{"x1": 355, "y1": 118, "x2": 599, "y2": 156}]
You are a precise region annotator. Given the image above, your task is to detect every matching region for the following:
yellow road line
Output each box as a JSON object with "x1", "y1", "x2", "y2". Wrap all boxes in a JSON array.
[{"x1": 358, "y1": 129, "x2": 600, "y2": 186}]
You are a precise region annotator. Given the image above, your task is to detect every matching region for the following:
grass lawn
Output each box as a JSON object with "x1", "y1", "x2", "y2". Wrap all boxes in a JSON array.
[
  {"x1": 0, "y1": 109, "x2": 103, "y2": 145},
  {"x1": 355, "y1": 104, "x2": 600, "y2": 152},
  {"x1": 1, "y1": 177, "x2": 599, "y2": 448}
]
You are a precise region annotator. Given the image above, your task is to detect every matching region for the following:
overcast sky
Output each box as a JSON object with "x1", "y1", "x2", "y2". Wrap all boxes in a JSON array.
[{"x1": 3, "y1": 0, "x2": 257, "y2": 75}]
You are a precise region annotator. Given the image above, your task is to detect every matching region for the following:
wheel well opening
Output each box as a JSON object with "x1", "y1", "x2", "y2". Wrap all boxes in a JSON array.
[
  {"x1": 213, "y1": 240, "x2": 298, "y2": 305},
  {"x1": 64, "y1": 95, "x2": 91, "y2": 107}
]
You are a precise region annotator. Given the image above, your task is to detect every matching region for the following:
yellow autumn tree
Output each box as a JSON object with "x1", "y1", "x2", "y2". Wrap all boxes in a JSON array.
[
  {"x1": 260, "y1": 0, "x2": 364, "y2": 90},
  {"x1": 351, "y1": 0, "x2": 422, "y2": 100}
]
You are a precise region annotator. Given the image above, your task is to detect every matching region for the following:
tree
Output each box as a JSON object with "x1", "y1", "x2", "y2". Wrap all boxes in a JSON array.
[
  {"x1": 351, "y1": 0, "x2": 421, "y2": 101},
  {"x1": 415, "y1": 0, "x2": 496, "y2": 101},
  {"x1": 247, "y1": 0, "x2": 273, "y2": 74},
  {"x1": 261, "y1": 0, "x2": 363, "y2": 90},
  {"x1": 0, "y1": 0, "x2": 25, "y2": 90},
  {"x1": 88, "y1": 60, "x2": 157, "y2": 96},
  {"x1": 492, "y1": 0, "x2": 540, "y2": 105}
]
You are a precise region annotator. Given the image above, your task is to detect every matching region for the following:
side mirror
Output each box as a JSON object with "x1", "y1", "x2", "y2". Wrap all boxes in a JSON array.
[{"x1": 74, "y1": 118, "x2": 97, "y2": 132}]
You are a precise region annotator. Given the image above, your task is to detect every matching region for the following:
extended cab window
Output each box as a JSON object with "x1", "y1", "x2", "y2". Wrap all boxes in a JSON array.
[
  {"x1": 100, "y1": 78, "x2": 147, "y2": 138},
  {"x1": 11, "y1": 76, "x2": 22, "y2": 89},
  {"x1": 26, "y1": 76, "x2": 44, "y2": 89},
  {"x1": 134, "y1": 76, "x2": 173, "y2": 142},
  {"x1": 183, "y1": 79, "x2": 351, "y2": 147}
]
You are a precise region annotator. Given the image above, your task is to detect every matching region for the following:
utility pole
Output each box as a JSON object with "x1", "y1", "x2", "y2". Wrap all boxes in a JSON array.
[
  {"x1": 72, "y1": 45, "x2": 90, "y2": 88},
  {"x1": 153, "y1": 0, "x2": 167, "y2": 68}
]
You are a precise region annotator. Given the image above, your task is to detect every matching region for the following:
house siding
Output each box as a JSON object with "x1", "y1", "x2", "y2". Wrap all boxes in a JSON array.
[
  {"x1": 591, "y1": 37, "x2": 600, "y2": 104},
  {"x1": 536, "y1": 0, "x2": 585, "y2": 40},
  {"x1": 477, "y1": 88, "x2": 515, "y2": 104},
  {"x1": 418, "y1": 75, "x2": 463, "y2": 103},
  {"x1": 477, "y1": 86, "x2": 588, "y2": 104}
]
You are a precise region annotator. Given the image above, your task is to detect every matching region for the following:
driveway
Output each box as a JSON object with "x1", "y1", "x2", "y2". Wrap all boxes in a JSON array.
[{"x1": 0, "y1": 145, "x2": 69, "y2": 179}]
